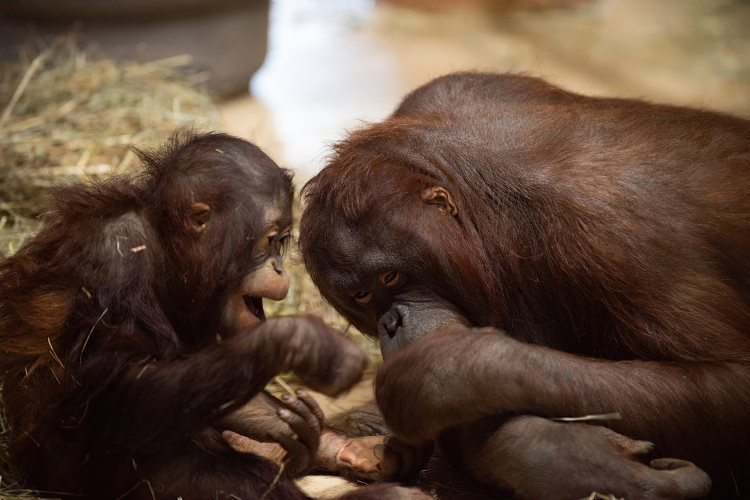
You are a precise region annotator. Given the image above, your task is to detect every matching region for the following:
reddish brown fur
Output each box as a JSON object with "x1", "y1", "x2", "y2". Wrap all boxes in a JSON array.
[
  {"x1": 300, "y1": 72, "x2": 750, "y2": 498},
  {"x1": 0, "y1": 131, "x2": 379, "y2": 500}
]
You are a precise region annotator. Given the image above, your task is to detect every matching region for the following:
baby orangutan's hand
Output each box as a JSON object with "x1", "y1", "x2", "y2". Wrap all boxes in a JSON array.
[{"x1": 223, "y1": 390, "x2": 325, "y2": 477}]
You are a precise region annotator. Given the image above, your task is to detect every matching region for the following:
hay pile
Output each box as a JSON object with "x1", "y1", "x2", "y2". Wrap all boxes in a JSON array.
[{"x1": 0, "y1": 36, "x2": 219, "y2": 256}]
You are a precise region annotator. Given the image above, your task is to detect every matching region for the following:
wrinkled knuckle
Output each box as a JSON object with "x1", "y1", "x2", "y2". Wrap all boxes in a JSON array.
[{"x1": 289, "y1": 398, "x2": 305, "y2": 413}]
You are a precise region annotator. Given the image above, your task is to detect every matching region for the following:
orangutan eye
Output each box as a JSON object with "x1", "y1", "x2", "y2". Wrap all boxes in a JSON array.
[
  {"x1": 256, "y1": 228, "x2": 277, "y2": 253},
  {"x1": 379, "y1": 271, "x2": 403, "y2": 288},
  {"x1": 273, "y1": 230, "x2": 293, "y2": 255},
  {"x1": 351, "y1": 291, "x2": 372, "y2": 307}
]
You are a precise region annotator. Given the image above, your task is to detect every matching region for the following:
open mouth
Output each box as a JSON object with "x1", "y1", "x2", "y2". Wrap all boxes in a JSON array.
[{"x1": 243, "y1": 295, "x2": 266, "y2": 322}]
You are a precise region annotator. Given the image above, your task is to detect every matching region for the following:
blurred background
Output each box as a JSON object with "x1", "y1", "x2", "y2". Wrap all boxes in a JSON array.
[
  {"x1": 2, "y1": 0, "x2": 748, "y2": 185},
  {"x1": 241, "y1": 0, "x2": 750, "y2": 183}
]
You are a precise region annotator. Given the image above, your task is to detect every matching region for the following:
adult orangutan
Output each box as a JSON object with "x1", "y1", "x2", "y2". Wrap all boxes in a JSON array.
[
  {"x1": 299, "y1": 72, "x2": 750, "y2": 500},
  {"x1": 0, "y1": 131, "x2": 428, "y2": 500}
]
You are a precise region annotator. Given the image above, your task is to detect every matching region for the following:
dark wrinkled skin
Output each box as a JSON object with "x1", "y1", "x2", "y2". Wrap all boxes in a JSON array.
[{"x1": 300, "y1": 72, "x2": 750, "y2": 499}]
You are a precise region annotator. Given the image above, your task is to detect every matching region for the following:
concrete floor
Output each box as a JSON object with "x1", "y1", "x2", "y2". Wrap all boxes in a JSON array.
[{"x1": 218, "y1": 0, "x2": 750, "y2": 184}]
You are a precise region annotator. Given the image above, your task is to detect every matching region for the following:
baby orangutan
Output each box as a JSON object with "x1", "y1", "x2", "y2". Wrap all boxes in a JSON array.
[{"x1": 0, "y1": 131, "x2": 429, "y2": 500}]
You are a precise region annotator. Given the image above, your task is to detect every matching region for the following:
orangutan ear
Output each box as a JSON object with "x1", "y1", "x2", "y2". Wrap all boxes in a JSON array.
[
  {"x1": 421, "y1": 186, "x2": 458, "y2": 217},
  {"x1": 188, "y1": 202, "x2": 211, "y2": 233}
]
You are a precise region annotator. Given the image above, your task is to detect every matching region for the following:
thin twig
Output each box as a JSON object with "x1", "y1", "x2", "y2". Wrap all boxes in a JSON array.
[
  {"x1": 552, "y1": 412, "x2": 621, "y2": 422},
  {"x1": 0, "y1": 50, "x2": 49, "y2": 130},
  {"x1": 78, "y1": 400, "x2": 89, "y2": 424},
  {"x1": 47, "y1": 337, "x2": 65, "y2": 368},
  {"x1": 49, "y1": 365, "x2": 61, "y2": 385},
  {"x1": 114, "y1": 479, "x2": 156, "y2": 500},
  {"x1": 258, "y1": 461, "x2": 284, "y2": 500},
  {"x1": 730, "y1": 465, "x2": 739, "y2": 496},
  {"x1": 79, "y1": 308, "x2": 108, "y2": 368},
  {"x1": 274, "y1": 375, "x2": 295, "y2": 396},
  {"x1": 136, "y1": 363, "x2": 150, "y2": 380},
  {"x1": 23, "y1": 430, "x2": 40, "y2": 447}
]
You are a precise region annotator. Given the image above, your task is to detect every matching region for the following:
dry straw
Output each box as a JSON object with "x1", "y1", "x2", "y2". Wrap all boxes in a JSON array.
[{"x1": 0, "y1": 35, "x2": 219, "y2": 257}]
